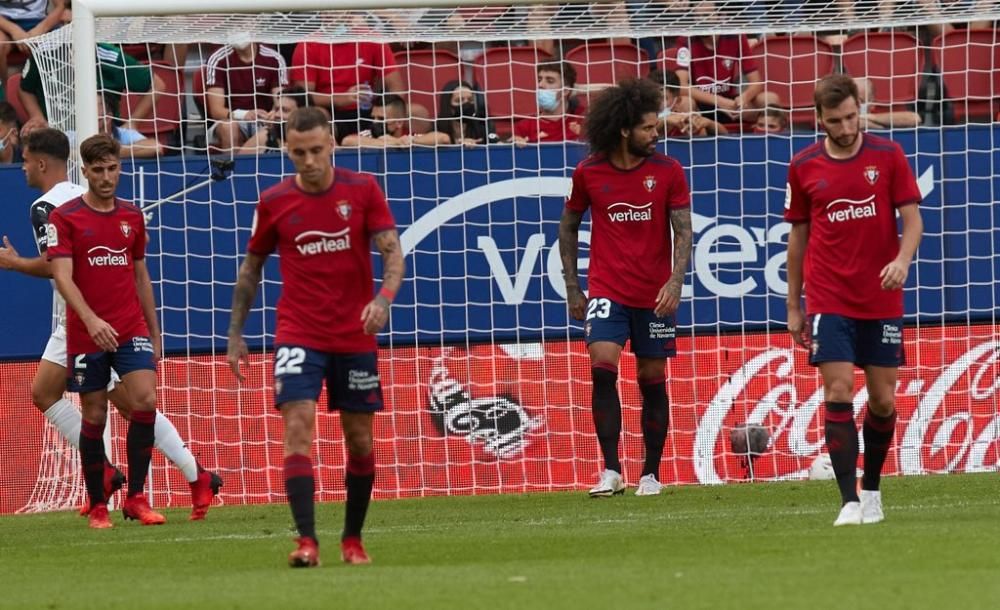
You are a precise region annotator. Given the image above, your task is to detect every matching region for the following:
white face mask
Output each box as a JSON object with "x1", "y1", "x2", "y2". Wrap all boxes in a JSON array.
[
  {"x1": 536, "y1": 88, "x2": 559, "y2": 112},
  {"x1": 0, "y1": 128, "x2": 13, "y2": 152},
  {"x1": 858, "y1": 103, "x2": 870, "y2": 115}
]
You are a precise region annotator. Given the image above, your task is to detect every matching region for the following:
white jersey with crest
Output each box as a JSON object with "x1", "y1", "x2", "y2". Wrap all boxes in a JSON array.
[{"x1": 29, "y1": 181, "x2": 88, "y2": 334}]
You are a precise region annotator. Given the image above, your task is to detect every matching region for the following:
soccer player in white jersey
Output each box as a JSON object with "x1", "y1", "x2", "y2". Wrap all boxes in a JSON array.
[{"x1": 0, "y1": 128, "x2": 222, "y2": 519}]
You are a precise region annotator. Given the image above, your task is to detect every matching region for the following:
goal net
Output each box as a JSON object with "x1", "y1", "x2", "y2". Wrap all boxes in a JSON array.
[{"x1": 6, "y1": 0, "x2": 999, "y2": 513}]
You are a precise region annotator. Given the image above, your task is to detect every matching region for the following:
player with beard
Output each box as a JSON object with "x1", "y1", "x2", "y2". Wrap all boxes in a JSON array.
[
  {"x1": 227, "y1": 107, "x2": 404, "y2": 567},
  {"x1": 784, "y1": 74, "x2": 923, "y2": 526},
  {"x1": 46, "y1": 134, "x2": 168, "y2": 528},
  {"x1": 559, "y1": 78, "x2": 693, "y2": 498}
]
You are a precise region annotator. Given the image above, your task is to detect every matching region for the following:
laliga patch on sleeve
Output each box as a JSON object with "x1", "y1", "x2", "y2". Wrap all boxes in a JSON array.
[
  {"x1": 784, "y1": 184, "x2": 792, "y2": 210},
  {"x1": 675, "y1": 46, "x2": 691, "y2": 68},
  {"x1": 46, "y1": 223, "x2": 58, "y2": 247}
]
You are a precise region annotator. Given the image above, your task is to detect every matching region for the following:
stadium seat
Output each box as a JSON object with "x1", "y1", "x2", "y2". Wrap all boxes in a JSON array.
[
  {"x1": 472, "y1": 45, "x2": 553, "y2": 137},
  {"x1": 564, "y1": 42, "x2": 648, "y2": 88},
  {"x1": 657, "y1": 47, "x2": 680, "y2": 73},
  {"x1": 932, "y1": 28, "x2": 1000, "y2": 123},
  {"x1": 5, "y1": 73, "x2": 30, "y2": 124},
  {"x1": 120, "y1": 62, "x2": 183, "y2": 138},
  {"x1": 841, "y1": 31, "x2": 923, "y2": 109},
  {"x1": 394, "y1": 47, "x2": 465, "y2": 120},
  {"x1": 190, "y1": 65, "x2": 207, "y2": 119},
  {"x1": 751, "y1": 35, "x2": 835, "y2": 127}
]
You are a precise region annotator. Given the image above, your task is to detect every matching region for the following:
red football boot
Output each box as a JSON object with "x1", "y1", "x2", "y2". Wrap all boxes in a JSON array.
[
  {"x1": 340, "y1": 537, "x2": 371, "y2": 565},
  {"x1": 189, "y1": 470, "x2": 224, "y2": 521},
  {"x1": 79, "y1": 463, "x2": 126, "y2": 516},
  {"x1": 88, "y1": 503, "x2": 113, "y2": 529},
  {"x1": 288, "y1": 536, "x2": 320, "y2": 568},
  {"x1": 122, "y1": 494, "x2": 167, "y2": 525}
]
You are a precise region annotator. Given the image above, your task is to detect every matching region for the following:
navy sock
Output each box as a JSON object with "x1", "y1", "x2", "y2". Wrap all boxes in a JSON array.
[
  {"x1": 591, "y1": 363, "x2": 622, "y2": 474},
  {"x1": 80, "y1": 420, "x2": 106, "y2": 506},
  {"x1": 285, "y1": 454, "x2": 316, "y2": 541},
  {"x1": 825, "y1": 401, "x2": 859, "y2": 504},
  {"x1": 862, "y1": 405, "x2": 897, "y2": 491},
  {"x1": 639, "y1": 376, "x2": 669, "y2": 478},
  {"x1": 126, "y1": 410, "x2": 156, "y2": 496},
  {"x1": 343, "y1": 452, "x2": 375, "y2": 540}
]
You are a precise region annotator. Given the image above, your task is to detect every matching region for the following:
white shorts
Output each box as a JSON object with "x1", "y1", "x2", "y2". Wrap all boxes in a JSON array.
[{"x1": 41, "y1": 327, "x2": 121, "y2": 391}]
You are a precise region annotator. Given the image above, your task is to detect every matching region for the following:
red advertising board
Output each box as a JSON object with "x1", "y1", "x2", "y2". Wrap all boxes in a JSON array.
[{"x1": 1, "y1": 324, "x2": 996, "y2": 514}]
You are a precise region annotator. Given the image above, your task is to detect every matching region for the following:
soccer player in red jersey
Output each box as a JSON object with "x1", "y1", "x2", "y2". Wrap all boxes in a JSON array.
[
  {"x1": 784, "y1": 74, "x2": 923, "y2": 526},
  {"x1": 0, "y1": 128, "x2": 221, "y2": 520},
  {"x1": 559, "y1": 78, "x2": 693, "y2": 498},
  {"x1": 46, "y1": 134, "x2": 166, "y2": 529},
  {"x1": 227, "y1": 107, "x2": 404, "y2": 567}
]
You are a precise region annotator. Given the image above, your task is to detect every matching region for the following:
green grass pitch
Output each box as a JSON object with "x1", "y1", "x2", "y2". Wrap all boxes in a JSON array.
[{"x1": 2, "y1": 473, "x2": 997, "y2": 610}]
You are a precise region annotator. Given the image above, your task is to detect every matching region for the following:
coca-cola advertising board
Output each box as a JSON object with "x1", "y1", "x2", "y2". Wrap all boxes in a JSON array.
[{"x1": 1, "y1": 324, "x2": 995, "y2": 514}]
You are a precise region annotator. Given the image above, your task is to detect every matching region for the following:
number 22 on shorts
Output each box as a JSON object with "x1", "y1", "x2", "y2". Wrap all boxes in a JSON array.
[{"x1": 274, "y1": 347, "x2": 306, "y2": 376}]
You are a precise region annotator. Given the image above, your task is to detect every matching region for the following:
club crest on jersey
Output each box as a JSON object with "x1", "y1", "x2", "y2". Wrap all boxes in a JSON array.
[
  {"x1": 74, "y1": 371, "x2": 85, "y2": 386},
  {"x1": 864, "y1": 165, "x2": 879, "y2": 185},
  {"x1": 643, "y1": 175, "x2": 656, "y2": 192},
  {"x1": 120, "y1": 221, "x2": 131, "y2": 237},
  {"x1": 336, "y1": 200, "x2": 352, "y2": 220}
]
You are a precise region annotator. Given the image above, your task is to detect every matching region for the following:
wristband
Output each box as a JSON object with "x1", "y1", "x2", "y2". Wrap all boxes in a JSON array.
[
  {"x1": 378, "y1": 286, "x2": 396, "y2": 303},
  {"x1": 231, "y1": 109, "x2": 249, "y2": 121}
]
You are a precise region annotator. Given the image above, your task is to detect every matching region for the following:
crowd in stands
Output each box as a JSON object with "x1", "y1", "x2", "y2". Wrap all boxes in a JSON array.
[{"x1": 0, "y1": 1, "x2": 996, "y2": 161}]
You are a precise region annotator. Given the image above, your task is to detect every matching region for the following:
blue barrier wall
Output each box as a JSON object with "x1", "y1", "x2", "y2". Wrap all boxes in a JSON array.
[{"x1": 0, "y1": 127, "x2": 996, "y2": 359}]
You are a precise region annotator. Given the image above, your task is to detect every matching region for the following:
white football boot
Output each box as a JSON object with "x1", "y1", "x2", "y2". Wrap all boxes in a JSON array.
[
  {"x1": 860, "y1": 490, "x2": 884, "y2": 524},
  {"x1": 588, "y1": 469, "x2": 625, "y2": 498},
  {"x1": 833, "y1": 501, "x2": 863, "y2": 526},
  {"x1": 634, "y1": 474, "x2": 663, "y2": 496}
]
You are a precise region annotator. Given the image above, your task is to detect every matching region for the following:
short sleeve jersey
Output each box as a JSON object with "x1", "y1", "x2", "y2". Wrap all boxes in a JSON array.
[
  {"x1": 674, "y1": 35, "x2": 758, "y2": 99},
  {"x1": 205, "y1": 45, "x2": 289, "y2": 113},
  {"x1": 513, "y1": 114, "x2": 583, "y2": 143},
  {"x1": 246, "y1": 169, "x2": 396, "y2": 353},
  {"x1": 565, "y1": 153, "x2": 691, "y2": 308},
  {"x1": 0, "y1": 0, "x2": 47, "y2": 19},
  {"x1": 30, "y1": 181, "x2": 88, "y2": 334},
  {"x1": 289, "y1": 42, "x2": 398, "y2": 111},
  {"x1": 784, "y1": 133, "x2": 921, "y2": 319},
  {"x1": 22, "y1": 43, "x2": 151, "y2": 119},
  {"x1": 46, "y1": 198, "x2": 149, "y2": 355}
]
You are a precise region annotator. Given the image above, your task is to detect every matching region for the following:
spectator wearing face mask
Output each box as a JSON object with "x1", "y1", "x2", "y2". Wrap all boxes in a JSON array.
[
  {"x1": 650, "y1": 69, "x2": 727, "y2": 138},
  {"x1": 855, "y1": 77, "x2": 922, "y2": 129},
  {"x1": 511, "y1": 61, "x2": 583, "y2": 145},
  {"x1": 435, "y1": 80, "x2": 496, "y2": 147},
  {"x1": 341, "y1": 94, "x2": 449, "y2": 148},
  {"x1": 0, "y1": 101, "x2": 20, "y2": 163}
]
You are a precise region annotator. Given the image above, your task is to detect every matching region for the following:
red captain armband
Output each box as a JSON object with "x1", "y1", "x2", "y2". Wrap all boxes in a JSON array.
[{"x1": 378, "y1": 286, "x2": 396, "y2": 303}]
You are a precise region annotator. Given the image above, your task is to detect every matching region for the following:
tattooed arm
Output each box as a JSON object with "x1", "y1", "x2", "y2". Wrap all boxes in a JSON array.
[
  {"x1": 226, "y1": 252, "x2": 267, "y2": 382},
  {"x1": 655, "y1": 207, "x2": 693, "y2": 317},
  {"x1": 361, "y1": 229, "x2": 405, "y2": 335},
  {"x1": 558, "y1": 208, "x2": 587, "y2": 321}
]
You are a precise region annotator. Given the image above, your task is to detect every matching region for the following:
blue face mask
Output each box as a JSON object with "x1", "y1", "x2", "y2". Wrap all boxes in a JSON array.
[
  {"x1": 658, "y1": 107, "x2": 672, "y2": 119},
  {"x1": 537, "y1": 88, "x2": 559, "y2": 112},
  {"x1": 0, "y1": 128, "x2": 12, "y2": 152}
]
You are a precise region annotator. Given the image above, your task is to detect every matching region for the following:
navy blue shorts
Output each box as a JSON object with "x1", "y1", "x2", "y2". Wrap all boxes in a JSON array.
[
  {"x1": 273, "y1": 345, "x2": 383, "y2": 412},
  {"x1": 583, "y1": 297, "x2": 677, "y2": 358},
  {"x1": 67, "y1": 336, "x2": 156, "y2": 393},
  {"x1": 809, "y1": 314, "x2": 905, "y2": 367}
]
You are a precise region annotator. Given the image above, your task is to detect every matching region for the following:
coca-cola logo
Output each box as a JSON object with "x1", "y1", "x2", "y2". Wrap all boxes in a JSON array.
[{"x1": 695, "y1": 339, "x2": 1000, "y2": 484}]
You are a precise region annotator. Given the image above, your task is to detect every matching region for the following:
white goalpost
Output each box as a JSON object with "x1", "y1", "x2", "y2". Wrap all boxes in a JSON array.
[{"x1": 8, "y1": 0, "x2": 999, "y2": 513}]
